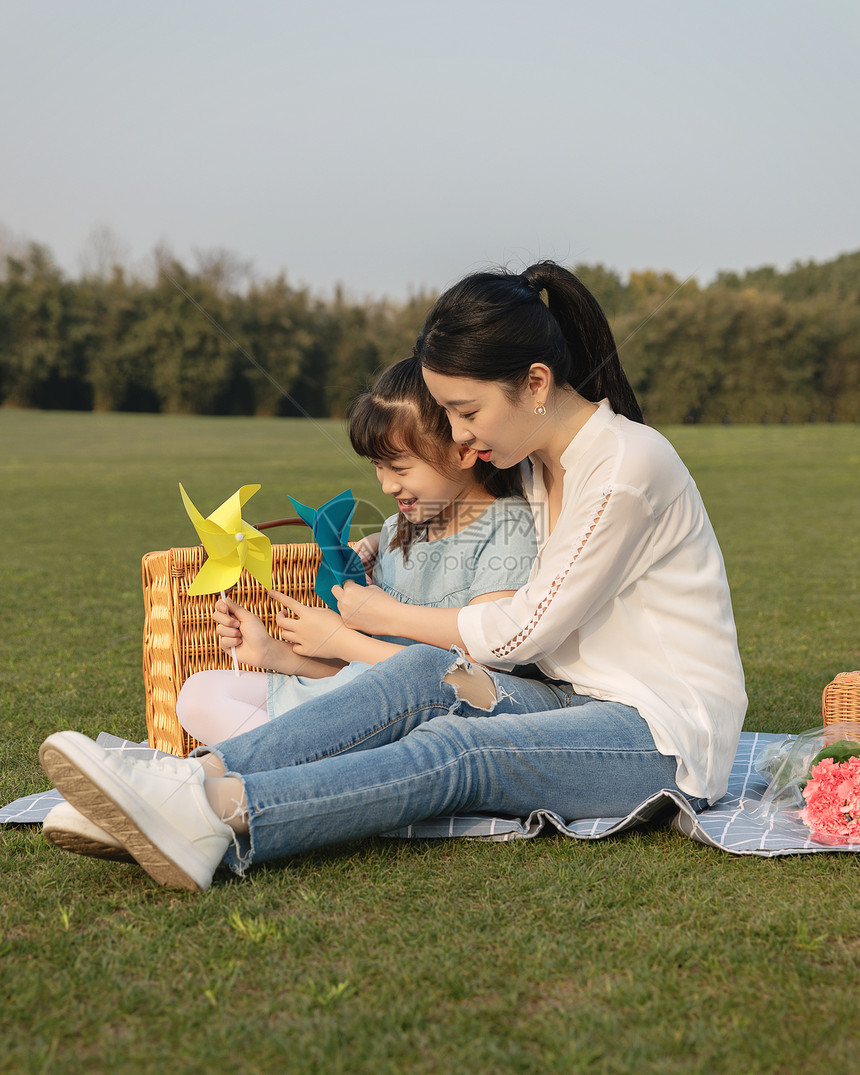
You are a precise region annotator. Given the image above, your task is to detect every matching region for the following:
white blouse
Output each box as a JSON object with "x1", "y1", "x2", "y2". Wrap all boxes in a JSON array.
[{"x1": 457, "y1": 400, "x2": 747, "y2": 802}]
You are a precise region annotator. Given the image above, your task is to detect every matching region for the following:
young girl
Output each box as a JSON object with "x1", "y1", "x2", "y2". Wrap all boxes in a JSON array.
[
  {"x1": 41, "y1": 261, "x2": 747, "y2": 892},
  {"x1": 174, "y1": 355, "x2": 537, "y2": 744}
]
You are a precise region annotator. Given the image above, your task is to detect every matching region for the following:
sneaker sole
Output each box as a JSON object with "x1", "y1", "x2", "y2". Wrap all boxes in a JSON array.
[
  {"x1": 43, "y1": 824, "x2": 136, "y2": 864},
  {"x1": 39, "y1": 735, "x2": 212, "y2": 892}
]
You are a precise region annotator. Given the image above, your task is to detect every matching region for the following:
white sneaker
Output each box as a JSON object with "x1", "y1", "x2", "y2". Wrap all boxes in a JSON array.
[
  {"x1": 43, "y1": 799, "x2": 135, "y2": 863},
  {"x1": 39, "y1": 731, "x2": 233, "y2": 892}
]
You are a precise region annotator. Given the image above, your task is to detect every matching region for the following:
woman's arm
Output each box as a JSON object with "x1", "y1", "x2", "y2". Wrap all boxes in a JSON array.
[
  {"x1": 331, "y1": 583, "x2": 462, "y2": 649},
  {"x1": 469, "y1": 589, "x2": 517, "y2": 605},
  {"x1": 280, "y1": 586, "x2": 519, "y2": 659},
  {"x1": 333, "y1": 498, "x2": 534, "y2": 653},
  {"x1": 339, "y1": 481, "x2": 654, "y2": 667}
]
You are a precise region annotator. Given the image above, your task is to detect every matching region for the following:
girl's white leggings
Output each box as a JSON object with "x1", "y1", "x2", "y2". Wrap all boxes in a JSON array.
[{"x1": 176, "y1": 670, "x2": 270, "y2": 746}]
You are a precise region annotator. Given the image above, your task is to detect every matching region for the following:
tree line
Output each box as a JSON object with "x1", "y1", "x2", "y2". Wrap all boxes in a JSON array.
[{"x1": 1, "y1": 243, "x2": 858, "y2": 423}]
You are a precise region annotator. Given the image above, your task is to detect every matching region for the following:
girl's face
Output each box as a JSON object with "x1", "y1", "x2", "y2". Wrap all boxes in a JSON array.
[
  {"x1": 422, "y1": 370, "x2": 535, "y2": 470},
  {"x1": 371, "y1": 444, "x2": 473, "y2": 525}
]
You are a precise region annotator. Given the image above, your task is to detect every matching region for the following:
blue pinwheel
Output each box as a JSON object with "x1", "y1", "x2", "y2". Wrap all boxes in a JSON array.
[{"x1": 289, "y1": 489, "x2": 367, "y2": 609}]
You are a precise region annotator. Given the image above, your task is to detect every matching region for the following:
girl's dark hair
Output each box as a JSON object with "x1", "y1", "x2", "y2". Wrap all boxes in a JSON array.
[
  {"x1": 348, "y1": 356, "x2": 523, "y2": 556},
  {"x1": 415, "y1": 260, "x2": 643, "y2": 422}
]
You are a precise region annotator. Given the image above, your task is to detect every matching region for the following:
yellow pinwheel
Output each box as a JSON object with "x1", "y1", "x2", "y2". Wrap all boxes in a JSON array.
[{"x1": 179, "y1": 483, "x2": 273, "y2": 596}]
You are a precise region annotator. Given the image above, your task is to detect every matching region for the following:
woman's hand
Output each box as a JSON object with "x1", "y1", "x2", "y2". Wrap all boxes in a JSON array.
[
  {"x1": 270, "y1": 590, "x2": 354, "y2": 661},
  {"x1": 332, "y1": 581, "x2": 400, "y2": 637},
  {"x1": 353, "y1": 532, "x2": 381, "y2": 583},
  {"x1": 213, "y1": 597, "x2": 277, "y2": 669}
]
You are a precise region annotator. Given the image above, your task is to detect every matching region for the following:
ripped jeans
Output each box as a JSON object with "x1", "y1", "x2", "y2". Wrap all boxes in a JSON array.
[{"x1": 204, "y1": 644, "x2": 684, "y2": 873}]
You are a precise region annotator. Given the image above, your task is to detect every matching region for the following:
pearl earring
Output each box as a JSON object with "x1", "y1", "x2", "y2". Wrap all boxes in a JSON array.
[{"x1": 534, "y1": 402, "x2": 547, "y2": 416}]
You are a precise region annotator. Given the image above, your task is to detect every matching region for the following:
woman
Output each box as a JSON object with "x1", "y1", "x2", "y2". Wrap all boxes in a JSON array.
[{"x1": 40, "y1": 261, "x2": 746, "y2": 891}]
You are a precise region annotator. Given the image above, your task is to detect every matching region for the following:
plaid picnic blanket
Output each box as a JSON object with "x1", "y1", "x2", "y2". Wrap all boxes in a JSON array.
[{"x1": 1, "y1": 731, "x2": 853, "y2": 857}]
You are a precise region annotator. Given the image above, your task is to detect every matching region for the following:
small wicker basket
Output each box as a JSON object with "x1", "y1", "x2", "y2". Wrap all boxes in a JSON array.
[
  {"x1": 142, "y1": 522, "x2": 332, "y2": 756},
  {"x1": 822, "y1": 671, "x2": 860, "y2": 727}
]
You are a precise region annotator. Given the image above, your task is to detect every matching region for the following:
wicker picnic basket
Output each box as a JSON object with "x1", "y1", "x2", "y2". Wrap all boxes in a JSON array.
[
  {"x1": 822, "y1": 671, "x2": 860, "y2": 727},
  {"x1": 142, "y1": 520, "x2": 330, "y2": 756}
]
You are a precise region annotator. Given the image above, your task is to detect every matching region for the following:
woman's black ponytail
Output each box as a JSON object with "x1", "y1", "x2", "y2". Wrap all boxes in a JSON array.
[{"x1": 417, "y1": 261, "x2": 643, "y2": 423}]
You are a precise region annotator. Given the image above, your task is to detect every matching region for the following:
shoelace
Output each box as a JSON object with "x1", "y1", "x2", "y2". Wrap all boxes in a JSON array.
[{"x1": 131, "y1": 753, "x2": 197, "y2": 776}]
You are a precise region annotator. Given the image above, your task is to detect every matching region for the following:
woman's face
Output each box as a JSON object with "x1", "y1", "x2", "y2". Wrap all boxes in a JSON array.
[{"x1": 422, "y1": 369, "x2": 535, "y2": 470}]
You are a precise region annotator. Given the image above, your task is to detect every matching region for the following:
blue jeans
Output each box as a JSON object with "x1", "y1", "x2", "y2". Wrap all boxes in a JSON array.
[{"x1": 201, "y1": 645, "x2": 685, "y2": 874}]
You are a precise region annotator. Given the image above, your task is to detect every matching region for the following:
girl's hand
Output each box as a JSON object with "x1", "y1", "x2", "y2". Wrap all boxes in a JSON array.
[
  {"x1": 354, "y1": 532, "x2": 381, "y2": 583},
  {"x1": 269, "y1": 590, "x2": 353, "y2": 660},
  {"x1": 213, "y1": 597, "x2": 276, "y2": 669},
  {"x1": 332, "y1": 581, "x2": 399, "y2": 637}
]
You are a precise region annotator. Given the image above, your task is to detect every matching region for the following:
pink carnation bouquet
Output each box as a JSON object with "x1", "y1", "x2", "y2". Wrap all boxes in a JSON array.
[
  {"x1": 801, "y1": 752, "x2": 860, "y2": 845},
  {"x1": 754, "y1": 722, "x2": 860, "y2": 841}
]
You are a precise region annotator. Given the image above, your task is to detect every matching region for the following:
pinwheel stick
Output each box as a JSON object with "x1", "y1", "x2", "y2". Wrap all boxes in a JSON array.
[{"x1": 221, "y1": 589, "x2": 240, "y2": 676}]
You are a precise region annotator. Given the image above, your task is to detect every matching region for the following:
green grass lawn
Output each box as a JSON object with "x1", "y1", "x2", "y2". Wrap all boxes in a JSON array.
[{"x1": 1, "y1": 409, "x2": 859, "y2": 1074}]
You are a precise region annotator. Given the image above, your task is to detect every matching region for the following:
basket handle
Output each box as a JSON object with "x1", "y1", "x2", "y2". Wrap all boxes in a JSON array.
[
  {"x1": 254, "y1": 518, "x2": 310, "y2": 532},
  {"x1": 254, "y1": 518, "x2": 360, "y2": 551}
]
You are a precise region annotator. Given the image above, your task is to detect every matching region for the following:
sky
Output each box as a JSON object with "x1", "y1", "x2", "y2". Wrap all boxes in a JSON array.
[{"x1": 1, "y1": 0, "x2": 858, "y2": 301}]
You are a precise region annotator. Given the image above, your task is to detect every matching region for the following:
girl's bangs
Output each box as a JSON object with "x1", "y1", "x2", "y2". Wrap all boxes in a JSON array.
[{"x1": 348, "y1": 395, "x2": 423, "y2": 462}]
